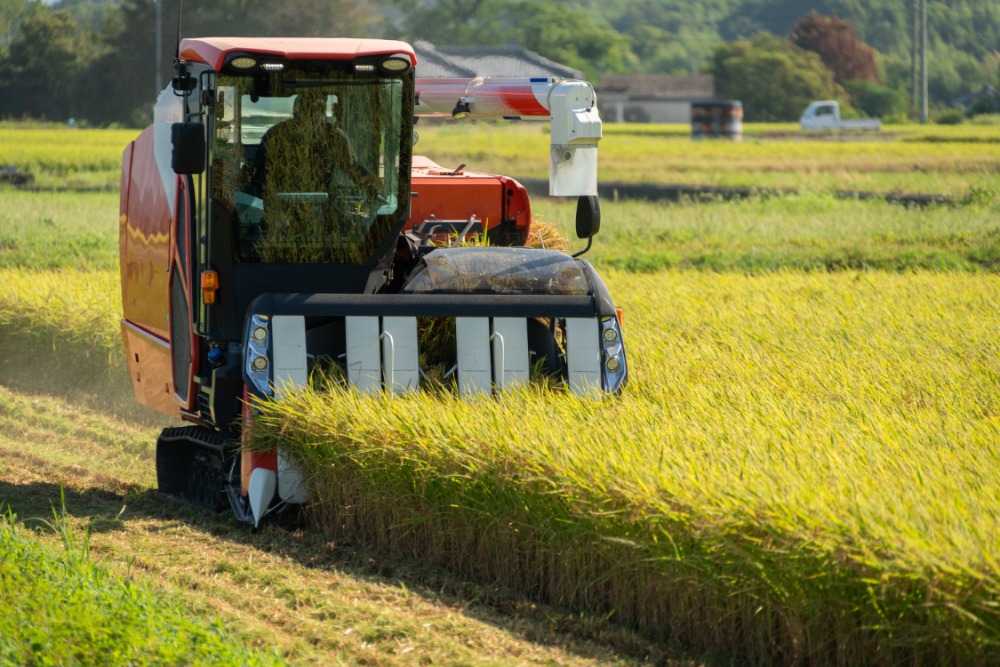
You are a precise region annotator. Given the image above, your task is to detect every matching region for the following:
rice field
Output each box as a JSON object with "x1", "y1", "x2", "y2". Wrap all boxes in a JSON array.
[
  {"x1": 0, "y1": 123, "x2": 136, "y2": 188},
  {"x1": 252, "y1": 269, "x2": 1000, "y2": 665},
  {"x1": 0, "y1": 267, "x2": 121, "y2": 364},
  {"x1": 3, "y1": 258, "x2": 997, "y2": 663},
  {"x1": 0, "y1": 190, "x2": 119, "y2": 270},
  {"x1": 1, "y1": 121, "x2": 999, "y2": 664},
  {"x1": 533, "y1": 193, "x2": 1000, "y2": 273},
  {"x1": 418, "y1": 120, "x2": 1000, "y2": 196},
  {"x1": 4, "y1": 118, "x2": 1000, "y2": 194}
]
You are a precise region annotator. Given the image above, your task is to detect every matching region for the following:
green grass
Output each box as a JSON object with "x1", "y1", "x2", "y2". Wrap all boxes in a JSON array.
[
  {"x1": 0, "y1": 505, "x2": 284, "y2": 667},
  {"x1": 4, "y1": 189, "x2": 1000, "y2": 276},
  {"x1": 534, "y1": 192, "x2": 1000, "y2": 273},
  {"x1": 0, "y1": 190, "x2": 119, "y2": 270}
]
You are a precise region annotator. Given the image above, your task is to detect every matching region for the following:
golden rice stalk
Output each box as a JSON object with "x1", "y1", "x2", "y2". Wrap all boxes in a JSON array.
[{"x1": 525, "y1": 218, "x2": 570, "y2": 252}]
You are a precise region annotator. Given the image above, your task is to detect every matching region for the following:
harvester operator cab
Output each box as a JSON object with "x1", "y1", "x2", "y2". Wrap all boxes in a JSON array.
[
  {"x1": 249, "y1": 91, "x2": 362, "y2": 198},
  {"x1": 168, "y1": 53, "x2": 415, "y2": 344},
  {"x1": 211, "y1": 73, "x2": 406, "y2": 265}
]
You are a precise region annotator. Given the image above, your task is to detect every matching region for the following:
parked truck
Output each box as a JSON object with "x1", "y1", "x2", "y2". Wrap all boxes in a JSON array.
[
  {"x1": 120, "y1": 37, "x2": 628, "y2": 526},
  {"x1": 799, "y1": 100, "x2": 881, "y2": 131}
]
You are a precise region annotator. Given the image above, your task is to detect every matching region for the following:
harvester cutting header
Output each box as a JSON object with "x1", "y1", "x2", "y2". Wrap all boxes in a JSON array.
[{"x1": 120, "y1": 37, "x2": 627, "y2": 525}]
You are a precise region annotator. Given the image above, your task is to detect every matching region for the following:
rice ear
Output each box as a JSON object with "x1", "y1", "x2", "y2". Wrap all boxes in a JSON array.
[{"x1": 525, "y1": 219, "x2": 570, "y2": 252}]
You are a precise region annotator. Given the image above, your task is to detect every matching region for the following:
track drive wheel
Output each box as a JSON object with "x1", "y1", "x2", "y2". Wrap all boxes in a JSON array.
[{"x1": 155, "y1": 426, "x2": 231, "y2": 512}]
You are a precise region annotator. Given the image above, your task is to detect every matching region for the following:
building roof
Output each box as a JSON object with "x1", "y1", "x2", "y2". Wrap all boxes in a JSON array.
[
  {"x1": 413, "y1": 41, "x2": 582, "y2": 79},
  {"x1": 599, "y1": 74, "x2": 715, "y2": 100},
  {"x1": 950, "y1": 84, "x2": 998, "y2": 108}
]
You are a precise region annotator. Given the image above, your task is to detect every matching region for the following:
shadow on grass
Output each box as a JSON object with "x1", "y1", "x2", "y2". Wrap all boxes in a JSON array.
[
  {"x1": 0, "y1": 476, "x2": 703, "y2": 666},
  {"x1": 0, "y1": 336, "x2": 170, "y2": 429},
  {"x1": 0, "y1": 330, "x2": 709, "y2": 665}
]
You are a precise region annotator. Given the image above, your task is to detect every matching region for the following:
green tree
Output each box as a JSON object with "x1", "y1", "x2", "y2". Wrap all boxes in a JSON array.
[
  {"x1": 0, "y1": 0, "x2": 33, "y2": 57},
  {"x1": 383, "y1": 0, "x2": 512, "y2": 45},
  {"x1": 628, "y1": 24, "x2": 692, "y2": 73},
  {"x1": 719, "y1": 0, "x2": 910, "y2": 56},
  {"x1": 969, "y1": 91, "x2": 1000, "y2": 116},
  {"x1": 83, "y1": 0, "x2": 384, "y2": 126},
  {"x1": 712, "y1": 32, "x2": 846, "y2": 121},
  {"x1": 615, "y1": 0, "x2": 723, "y2": 73},
  {"x1": 383, "y1": 0, "x2": 634, "y2": 79},
  {"x1": 842, "y1": 79, "x2": 907, "y2": 119},
  {"x1": 52, "y1": 0, "x2": 118, "y2": 31},
  {"x1": 512, "y1": 1, "x2": 634, "y2": 78},
  {"x1": 0, "y1": 5, "x2": 95, "y2": 120}
]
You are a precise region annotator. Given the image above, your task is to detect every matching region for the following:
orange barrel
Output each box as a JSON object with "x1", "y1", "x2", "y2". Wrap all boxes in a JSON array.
[{"x1": 691, "y1": 100, "x2": 743, "y2": 140}]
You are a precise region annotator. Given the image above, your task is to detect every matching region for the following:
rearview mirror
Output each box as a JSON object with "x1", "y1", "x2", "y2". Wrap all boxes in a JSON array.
[
  {"x1": 575, "y1": 195, "x2": 601, "y2": 239},
  {"x1": 171, "y1": 122, "x2": 205, "y2": 175}
]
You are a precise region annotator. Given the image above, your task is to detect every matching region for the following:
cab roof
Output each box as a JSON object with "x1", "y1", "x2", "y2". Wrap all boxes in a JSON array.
[{"x1": 178, "y1": 37, "x2": 417, "y2": 71}]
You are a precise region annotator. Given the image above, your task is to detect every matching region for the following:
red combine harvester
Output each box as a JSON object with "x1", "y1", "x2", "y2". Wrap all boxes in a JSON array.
[{"x1": 120, "y1": 37, "x2": 627, "y2": 526}]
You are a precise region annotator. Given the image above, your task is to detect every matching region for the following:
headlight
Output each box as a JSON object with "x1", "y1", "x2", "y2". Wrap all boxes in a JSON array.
[
  {"x1": 599, "y1": 316, "x2": 627, "y2": 394},
  {"x1": 380, "y1": 54, "x2": 412, "y2": 74},
  {"x1": 245, "y1": 314, "x2": 273, "y2": 397}
]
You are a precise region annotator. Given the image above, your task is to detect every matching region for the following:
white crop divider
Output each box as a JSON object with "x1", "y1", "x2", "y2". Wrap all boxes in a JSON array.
[
  {"x1": 277, "y1": 448, "x2": 308, "y2": 504},
  {"x1": 381, "y1": 316, "x2": 419, "y2": 394},
  {"x1": 566, "y1": 318, "x2": 602, "y2": 395},
  {"x1": 456, "y1": 317, "x2": 492, "y2": 396},
  {"x1": 491, "y1": 317, "x2": 529, "y2": 389},
  {"x1": 267, "y1": 316, "x2": 310, "y2": 506},
  {"x1": 345, "y1": 316, "x2": 382, "y2": 393},
  {"x1": 271, "y1": 315, "x2": 307, "y2": 397}
]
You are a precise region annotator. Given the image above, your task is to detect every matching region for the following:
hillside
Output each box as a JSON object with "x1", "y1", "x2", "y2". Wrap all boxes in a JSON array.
[
  {"x1": 381, "y1": 0, "x2": 1000, "y2": 101},
  {"x1": 549, "y1": 0, "x2": 997, "y2": 59}
]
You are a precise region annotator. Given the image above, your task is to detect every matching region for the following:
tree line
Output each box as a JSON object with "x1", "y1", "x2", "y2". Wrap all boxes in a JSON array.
[{"x1": 0, "y1": 0, "x2": 997, "y2": 125}]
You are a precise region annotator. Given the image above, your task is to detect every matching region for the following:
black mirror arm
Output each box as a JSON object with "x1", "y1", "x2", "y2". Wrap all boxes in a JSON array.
[{"x1": 572, "y1": 236, "x2": 593, "y2": 258}]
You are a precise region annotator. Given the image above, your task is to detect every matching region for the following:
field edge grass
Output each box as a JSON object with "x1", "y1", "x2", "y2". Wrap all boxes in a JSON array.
[{"x1": 0, "y1": 503, "x2": 285, "y2": 667}]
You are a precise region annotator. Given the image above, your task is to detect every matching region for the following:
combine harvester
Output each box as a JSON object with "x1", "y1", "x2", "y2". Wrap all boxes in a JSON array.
[{"x1": 120, "y1": 37, "x2": 628, "y2": 526}]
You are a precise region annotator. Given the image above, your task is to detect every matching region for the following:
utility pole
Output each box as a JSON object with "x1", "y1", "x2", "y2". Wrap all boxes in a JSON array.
[
  {"x1": 911, "y1": 0, "x2": 919, "y2": 113},
  {"x1": 155, "y1": 0, "x2": 162, "y2": 99},
  {"x1": 920, "y1": 0, "x2": 928, "y2": 123}
]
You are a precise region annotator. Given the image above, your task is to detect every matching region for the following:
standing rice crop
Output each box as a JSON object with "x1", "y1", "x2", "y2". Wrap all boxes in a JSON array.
[
  {"x1": 252, "y1": 270, "x2": 1000, "y2": 665},
  {"x1": 0, "y1": 123, "x2": 137, "y2": 188},
  {"x1": 0, "y1": 268, "x2": 122, "y2": 369}
]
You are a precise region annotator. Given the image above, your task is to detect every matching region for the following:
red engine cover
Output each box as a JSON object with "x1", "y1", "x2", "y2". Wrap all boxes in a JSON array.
[{"x1": 408, "y1": 156, "x2": 531, "y2": 241}]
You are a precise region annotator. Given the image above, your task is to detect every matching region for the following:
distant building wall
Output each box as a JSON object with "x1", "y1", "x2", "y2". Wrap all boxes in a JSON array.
[{"x1": 598, "y1": 74, "x2": 716, "y2": 124}]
